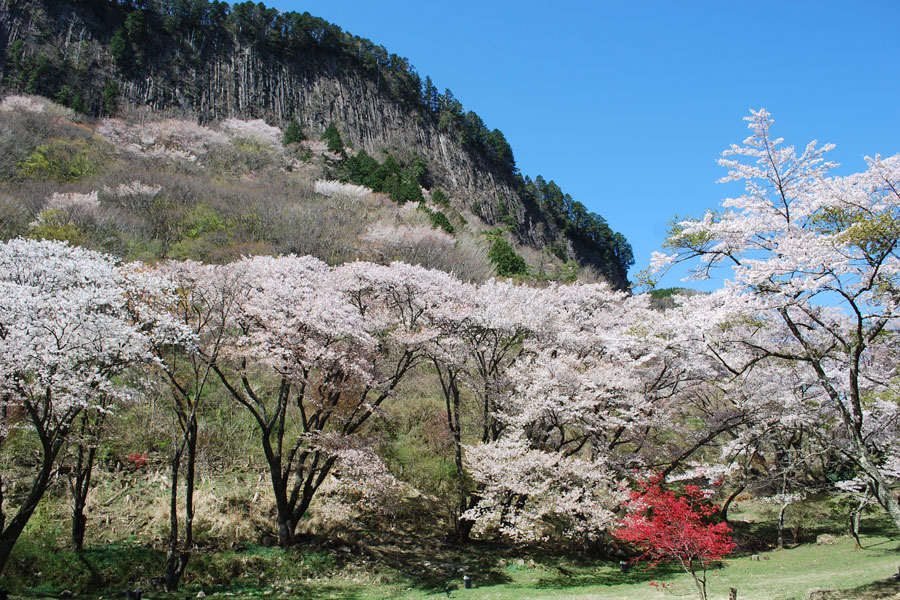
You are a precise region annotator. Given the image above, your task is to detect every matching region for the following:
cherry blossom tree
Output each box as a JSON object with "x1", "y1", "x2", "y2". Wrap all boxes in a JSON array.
[
  {"x1": 125, "y1": 260, "x2": 244, "y2": 590},
  {"x1": 426, "y1": 278, "x2": 560, "y2": 540},
  {"x1": 652, "y1": 110, "x2": 900, "y2": 533},
  {"x1": 0, "y1": 239, "x2": 148, "y2": 572},
  {"x1": 459, "y1": 284, "x2": 685, "y2": 543},
  {"x1": 212, "y1": 258, "x2": 443, "y2": 546}
]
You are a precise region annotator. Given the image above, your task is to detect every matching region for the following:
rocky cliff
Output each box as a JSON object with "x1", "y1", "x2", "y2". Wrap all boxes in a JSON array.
[{"x1": 0, "y1": 0, "x2": 631, "y2": 288}]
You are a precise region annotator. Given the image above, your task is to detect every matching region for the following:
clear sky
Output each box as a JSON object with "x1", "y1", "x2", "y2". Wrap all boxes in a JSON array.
[{"x1": 263, "y1": 0, "x2": 900, "y2": 289}]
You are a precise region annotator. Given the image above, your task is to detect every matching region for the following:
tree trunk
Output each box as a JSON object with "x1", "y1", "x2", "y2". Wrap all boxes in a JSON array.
[
  {"x1": 456, "y1": 496, "x2": 479, "y2": 543},
  {"x1": 0, "y1": 447, "x2": 61, "y2": 573},
  {"x1": 258, "y1": 419, "x2": 295, "y2": 547},
  {"x1": 270, "y1": 470, "x2": 294, "y2": 547},
  {"x1": 449, "y1": 392, "x2": 472, "y2": 542},
  {"x1": 163, "y1": 443, "x2": 183, "y2": 592},
  {"x1": 286, "y1": 454, "x2": 337, "y2": 544},
  {"x1": 435, "y1": 362, "x2": 472, "y2": 541},
  {"x1": 865, "y1": 464, "x2": 900, "y2": 533},
  {"x1": 776, "y1": 502, "x2": 788, "y2": 550},
  {"x1": 850, "y1": 494, "x2": 867, "y2": 549},
  {"x1": 163, "y1": 414, "x2": 197, "y2": 592},
  {"x1": 719, "y1": 485, "x2": 744, "y2": 523},
  {"x1": 687, "y1": 561, "x2": 707, "y2": 600},
  {"x1": 69, "y1": 412, "x2": 102, "y2": 551},
  {"x1": 850, "y1": 508, "x2": 862, "y2": 549}
]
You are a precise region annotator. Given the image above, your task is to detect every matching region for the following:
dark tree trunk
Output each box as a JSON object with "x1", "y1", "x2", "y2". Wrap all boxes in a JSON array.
[
  {"x1": 0, "y1": 444, "x2": 63, "y2": 573},
  {"x1": 68, "y1": 411, "x2": 103, "y2": 551},
  {"x1": 776, "y1": 502, "x2": 788, "y2": 550},
  {"x1": 719, "y1": 485, "x2": 744, "y2": 524},
  {"x1": 456, "y1": 496, "x2": 479, "y2": 543},
  {"x1": 163, "y1": 414, "x2": 197, "y2": 592},
  {"x1": 435, "y1": 363, "x2": 471, "y2": 541},
  {"x1": 269, "y1": 469, "x2": 295, "y2": 547}
]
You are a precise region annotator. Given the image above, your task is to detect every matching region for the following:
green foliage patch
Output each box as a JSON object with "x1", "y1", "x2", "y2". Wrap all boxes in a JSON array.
[
  {"x1": 283, "y1": 120, "x2": 305, "y2": 145},
  {"x1": 488, "y1": 237, "x2": 527, "y2": 277},
  {"x1": 419, "y1": 205, "x2": 455, "y2": 235},
  {"x1": 18, "y1": 138, "x2": 109, "y2": 182}
]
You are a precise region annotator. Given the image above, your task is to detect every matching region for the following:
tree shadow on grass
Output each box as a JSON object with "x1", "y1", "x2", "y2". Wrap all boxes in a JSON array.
[
  {"x1": 533, "y1": 560, "x2": 683, "y2": 590},
  {"x1": 275, "y1": 584, "x2": 367, "y2": 600},
  {"x1": 360, "y1": 535, "x2": 513, "y2": 593},
  {"x1": 727, "y1": 512, "x2": 899, "y2": 557},
  {"x1": 806, "y1": 576, "x2": 900, "y2": 600}
]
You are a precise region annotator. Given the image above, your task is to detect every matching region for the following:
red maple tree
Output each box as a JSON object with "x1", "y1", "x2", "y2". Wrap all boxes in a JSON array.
[{"x1": 615, "y1": 475, "x2": 736, "y2": 600}]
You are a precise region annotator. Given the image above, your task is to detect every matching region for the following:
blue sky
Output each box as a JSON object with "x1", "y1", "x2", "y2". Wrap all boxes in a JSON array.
[{"x1": 265, "y1": 0, "x2": 900, "y2": 289}]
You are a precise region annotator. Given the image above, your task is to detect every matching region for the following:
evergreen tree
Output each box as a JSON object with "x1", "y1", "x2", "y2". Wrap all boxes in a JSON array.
[
  {"x1": 422, "y1": 75, "x2": 439, "y2": 112},
  {"x1": 321, "y1": 123, "x2": 344, "y2": 154},
  {"x1": 488, "y1": 238, "x2": 527, "y2": 277},
  {"x1": 389, "y1": 169, "x2": 423, "y2": 204},
  {"x1": 283, "y1": 120, "x2": 305, "y2": 145},
  {"x1": 431, "y1": 188, "x2": 449, "y2": 207},
  {"x1": 102, "y1": 81, "x2": 119, "y2": 116}
]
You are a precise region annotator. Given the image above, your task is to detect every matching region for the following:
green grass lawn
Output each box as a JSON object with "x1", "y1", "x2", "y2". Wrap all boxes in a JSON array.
[
  {"x1": 283, "y1": 533, "x2": 899, "y2": 600},
  {"x1": 5, "y1": 516, "x2": 900, "y2": 600}
]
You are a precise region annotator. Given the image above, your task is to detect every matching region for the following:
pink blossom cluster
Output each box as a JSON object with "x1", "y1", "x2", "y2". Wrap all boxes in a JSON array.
[
  {"x1": 315, "y1": 179, "x2": 373, "y2": 199},
  {"x1": 1, "y1": 94, "x2": 77, "y2": 120},
  {"x1": 97, "y1": 116, "x2": 286, "y2": 165},
  {"x1": 220, "y1": 118, "x2": 282, "y2": 146}
]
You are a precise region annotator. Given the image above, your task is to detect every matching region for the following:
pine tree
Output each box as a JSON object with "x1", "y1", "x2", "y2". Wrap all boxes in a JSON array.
[{"x1": 283, "y1": 120, "x2": 305, "y2": 145}]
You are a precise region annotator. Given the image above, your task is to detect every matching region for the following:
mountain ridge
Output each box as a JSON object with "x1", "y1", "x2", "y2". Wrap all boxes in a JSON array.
[{"x1": 0, "y1": 0, "x2": 633, "y2": 288}]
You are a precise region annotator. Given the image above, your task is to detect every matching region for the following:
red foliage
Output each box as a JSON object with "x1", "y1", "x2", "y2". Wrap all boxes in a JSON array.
[
  {"x1": 615, "y1": 475, "x2": 735, "y2": 570},
  {"x1": 126, "y1": 452, "x2": 148, "y2": 469}
]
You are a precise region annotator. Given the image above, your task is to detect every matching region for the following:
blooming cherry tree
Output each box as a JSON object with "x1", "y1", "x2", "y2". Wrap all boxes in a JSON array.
[
  {"x1": 0, "y1": 239, "x2": 148, "y2": 571},
  {"x1": 212, "y1": 258, "x2": 449, "y2": 546},
  {"x1": 652, "y1": 110, "x2": 900, "y2": 532},
  {"x1": 459, "y1": 284, "x2": 685, "y2": 543},
  {"x1": 125, "y1": 259, "x2": 245, "y2": 590}
]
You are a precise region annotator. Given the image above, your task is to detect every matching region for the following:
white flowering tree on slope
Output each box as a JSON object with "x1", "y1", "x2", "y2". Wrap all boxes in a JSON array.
[
  {"x1": 211, "y1": 258, "x2": 439, "y2": 546},
  {"x1": 651, "y1": 110, "x2": 900, "y2": 532},
  {"x1": 426, "y1": 279, "x2": 560, "y2": 540},
  {"x1": 461, "y1": 284, "x2": 686, "y2": 543},
  {"x1": 126, "y1": 260, "x2": 243, "y2": 591},
  {"x1": 0, "y1": 239, "x2": 148, "y2": 572}
]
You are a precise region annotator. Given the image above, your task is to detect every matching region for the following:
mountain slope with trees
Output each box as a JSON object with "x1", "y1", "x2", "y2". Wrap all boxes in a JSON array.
[{"x1": 0, "y1": 0, "x2": 633, "y2": 287}]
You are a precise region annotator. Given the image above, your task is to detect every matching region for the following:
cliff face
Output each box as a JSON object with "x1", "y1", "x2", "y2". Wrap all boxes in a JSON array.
[{"x1": 0, "y1": 0, "x2": 629, "y2": 288}]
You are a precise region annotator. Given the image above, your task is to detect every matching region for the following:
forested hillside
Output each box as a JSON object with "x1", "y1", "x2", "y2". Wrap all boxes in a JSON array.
[{"x1": 0, "y1": 0, "x2": 633, "y2": 287}]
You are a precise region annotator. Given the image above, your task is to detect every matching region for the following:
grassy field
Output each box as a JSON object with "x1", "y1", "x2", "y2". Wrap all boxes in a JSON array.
[
  {"x1": 5, "y1": 526, "x2": 900, "y2": 600},
  {"x1": 3, "y1": 496, "x2": 900, "y2": 600},
  {"x1": 259, "y1": 534, "x2": 900, "y2": 600}
]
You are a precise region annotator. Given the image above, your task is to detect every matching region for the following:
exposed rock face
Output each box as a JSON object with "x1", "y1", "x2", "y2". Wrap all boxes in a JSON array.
[{"x1": 0, "y1": 0, "x2": 629, "y2": 288}]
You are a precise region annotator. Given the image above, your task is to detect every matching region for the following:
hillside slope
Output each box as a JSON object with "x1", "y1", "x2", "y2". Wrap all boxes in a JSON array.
[{"x1": 0, "y1": 0, "x2": 632, "y2": 287}]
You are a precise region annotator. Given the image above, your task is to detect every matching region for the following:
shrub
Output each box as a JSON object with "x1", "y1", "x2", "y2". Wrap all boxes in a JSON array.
[
  {"x1": 419, "y1": 205, "x2": 455, "y2": 235},
  {"x1": 488, "y1": 237, "x2": 527, "y2": 276},
  {"x1": 615, "y1": 476, "x2": 736, "y2": 600},
  {"x1": 431, "y1": 188, "x2": 449, "y2": 207},
  {"x1": 0, "y1": 195, "x2": 30, "y2": 239},
  {"x1": 18, "y1": 138, "x2": 108, "y2": 182}
]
